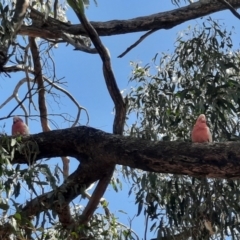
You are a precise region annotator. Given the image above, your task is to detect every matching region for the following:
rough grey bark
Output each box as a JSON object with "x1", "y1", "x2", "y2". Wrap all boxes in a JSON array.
[
  {"x1": 19, "y1": 1, "x2": 240, "y2": 39},
  {"x1": 1, "y1": 125, "x2": 238, "y2": 237},
  {"x1": 9, "y1": 126, "x2": 240, "y2": 179}
]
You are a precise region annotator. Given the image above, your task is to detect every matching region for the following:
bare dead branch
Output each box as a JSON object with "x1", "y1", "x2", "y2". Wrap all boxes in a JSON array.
[
  {"x1": 0, "y1": 77, "x2": 29, "y2": 110},
  {"x1": 18, "y1": 1, "x2": 240, "y2": 40},
  {"x1": 3, "y1": 65, "x2": 89, "y2": 127},
  {"x1": 29, "y1": 37, "x2": 50, "y2": 132},
  {"x1": 24, "y1": 44, "x2": 37, "y2": 114},
  {"x1": 118, "y1": 29, "x2": 158, "y2": 58},
  {"x1": 3, "y1": 65, "x2": 89, "y2": 125},
  {"x1": 14, "y1": 87, "x2": 29, "y2": 122},
  {"x1": 0, "y1": 77, "x2": 37, "y2": 119}
]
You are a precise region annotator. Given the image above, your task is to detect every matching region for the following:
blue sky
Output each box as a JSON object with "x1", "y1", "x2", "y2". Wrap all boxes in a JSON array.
[{"x1": 1, "y1": 0, "x2": 240, "y2": 239}]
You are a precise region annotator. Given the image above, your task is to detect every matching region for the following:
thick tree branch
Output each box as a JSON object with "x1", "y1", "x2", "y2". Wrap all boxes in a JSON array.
[
  {"x1": 18, "y1": 1, "x2": 240, "y2": 40},
  {"x1": 69, "y1": 3, "x2": 127, "y2": 226},
  {"x1": 1, "y1": 125, "x2": 239, "y2": 236},
  {"x1": 72, "y1": 3, "x2": 126, "y2": 134},
  {"x1": 7, "y1": 126, "x2": 240, "y2": 178}
]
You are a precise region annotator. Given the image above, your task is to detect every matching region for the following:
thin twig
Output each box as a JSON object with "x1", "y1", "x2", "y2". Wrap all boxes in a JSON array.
[
  {"x1": 118, "y1": 29, "x2": 158, "y2": 58},
  {"x1": 3, "y1": 65, "x2": 89, "y2": 125},
  {"x1": 1, "y1": 78, "x2": 36, "y2": 119}
]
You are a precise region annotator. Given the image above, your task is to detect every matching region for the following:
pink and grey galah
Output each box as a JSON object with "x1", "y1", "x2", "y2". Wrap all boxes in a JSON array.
[
  {"x1": 191, "y1": 114, "x2": 212, "y2": 143},
  {"x1": 12, "y1": 116, "x2": 30, "y2": 136}
]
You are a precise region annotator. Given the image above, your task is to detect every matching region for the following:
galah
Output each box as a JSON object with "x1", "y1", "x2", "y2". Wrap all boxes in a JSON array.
[
  {"x1": 12, "y1": 116, "x2": 30, "y2": 136},
  {"x1": 191, "y1": 114, "x2": 212, "y2": 143}
]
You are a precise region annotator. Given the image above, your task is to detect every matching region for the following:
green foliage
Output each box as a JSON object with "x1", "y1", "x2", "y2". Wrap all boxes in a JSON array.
[
  {"x1": 0, "y1": 136, "x2": 62, "y2": 239},
  {"x1": 124, "y1": 18, "x2": 240, "y2": 239},
  {"x1": 0, "y1": 136, "x2": 136, "y2": 239},
  {"x1": 43, "y1": 206, "x2": 138, "y2": 240},
  {"x1": 127, "y1": 18, "x2": 240, "y2": 142},
  {"x1": 1, "y1": 6, "x2": 240, "y2": 239},
  {"x1": 125, "y1": 170, "x2": 240, "y2": 239}
]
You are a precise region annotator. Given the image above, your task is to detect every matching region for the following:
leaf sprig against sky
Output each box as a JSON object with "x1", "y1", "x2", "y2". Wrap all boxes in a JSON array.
[{"x1": 127, "y1": 17, "x2": 240, "y2": 143}]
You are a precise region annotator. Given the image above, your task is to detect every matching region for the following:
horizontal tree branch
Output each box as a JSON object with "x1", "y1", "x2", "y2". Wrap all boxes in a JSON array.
[
  {"x1": 8, "y1": 126, "x2": 240, "y2": 179},
  {"x1": 18, "y1": 1, "x2": 240, "y2": 40}
]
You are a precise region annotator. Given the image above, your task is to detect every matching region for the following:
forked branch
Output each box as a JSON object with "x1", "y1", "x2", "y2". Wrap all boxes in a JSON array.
[{"x1": 67, "y1": 0, "x2": 127, "y2": 226}]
